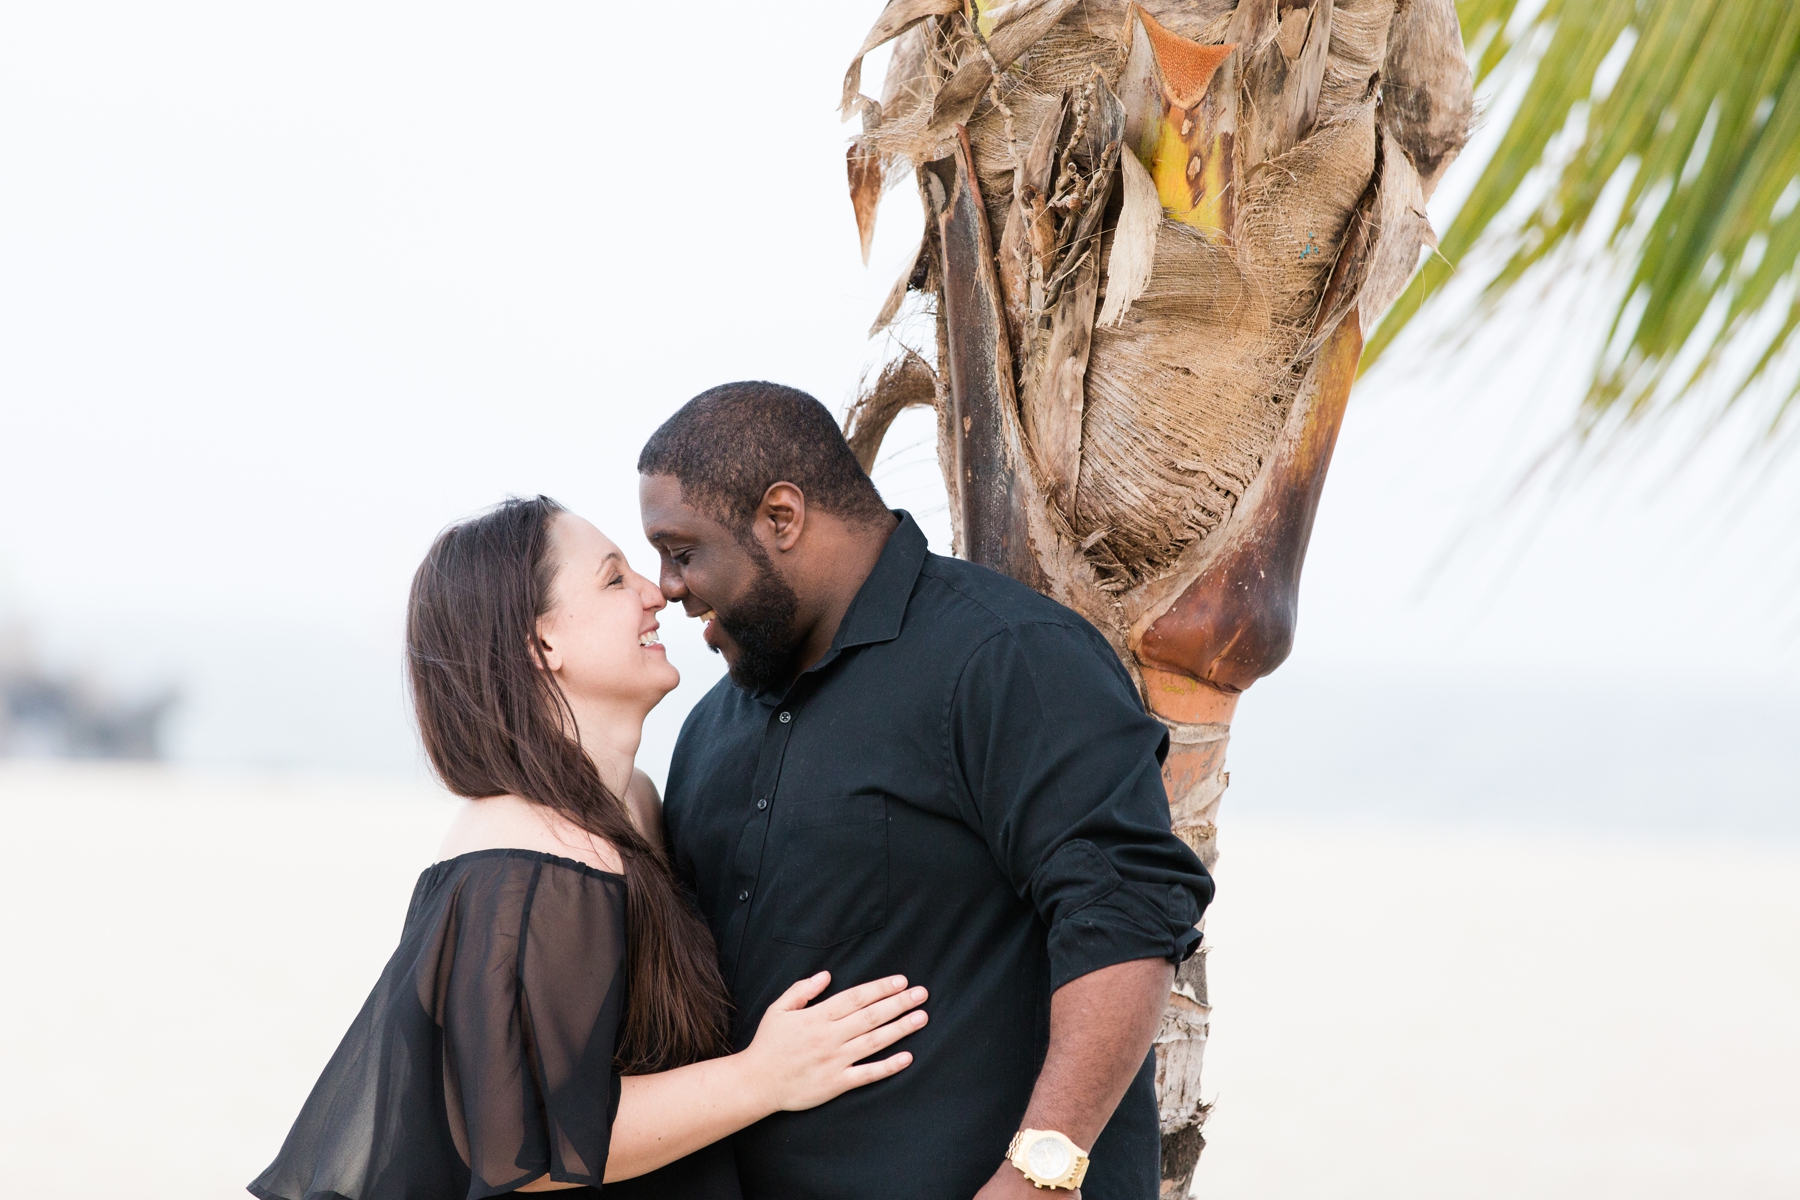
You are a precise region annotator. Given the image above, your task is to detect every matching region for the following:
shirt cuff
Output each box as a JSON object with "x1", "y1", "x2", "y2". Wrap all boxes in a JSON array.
[{"x1": 1046, "y1": 880, "x2": 1203, "y2": 992}]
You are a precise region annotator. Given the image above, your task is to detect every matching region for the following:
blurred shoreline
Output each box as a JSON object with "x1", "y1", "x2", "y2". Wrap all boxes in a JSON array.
[{"x1": 0, "y1": 622, "x2": 178, "y2": 759}]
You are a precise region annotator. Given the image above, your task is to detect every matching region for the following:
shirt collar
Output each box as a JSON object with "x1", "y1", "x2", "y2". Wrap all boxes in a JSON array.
[{"x1": 829, "y1": 510, "x2": 929, "y2": 653}]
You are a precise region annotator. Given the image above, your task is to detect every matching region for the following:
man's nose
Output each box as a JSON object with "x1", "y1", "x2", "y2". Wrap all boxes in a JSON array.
[{"x1": 659, "y1": 563, "x2": 687, "y2": 599}]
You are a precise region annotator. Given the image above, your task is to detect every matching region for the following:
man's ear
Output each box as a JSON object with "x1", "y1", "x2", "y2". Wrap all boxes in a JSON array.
[{"x1": 759, "y1": 482, "x2": 806, "y2": 552}]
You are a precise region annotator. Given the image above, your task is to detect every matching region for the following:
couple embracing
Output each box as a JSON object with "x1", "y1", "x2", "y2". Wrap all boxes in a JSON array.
[{"x1": 252, "y1": 383, "x2": 1214, "y2": 1200}]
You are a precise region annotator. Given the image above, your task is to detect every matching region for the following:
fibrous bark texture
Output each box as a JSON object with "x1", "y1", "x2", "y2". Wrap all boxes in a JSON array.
[{"x1": 840, "y1": 2, "x2": 1471, "y2": 1192}]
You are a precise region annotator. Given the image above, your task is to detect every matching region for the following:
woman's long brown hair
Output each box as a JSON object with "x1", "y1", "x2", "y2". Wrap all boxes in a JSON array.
[{"x1": 405, "y1": 495, "x2": 730, "y2": 1073}]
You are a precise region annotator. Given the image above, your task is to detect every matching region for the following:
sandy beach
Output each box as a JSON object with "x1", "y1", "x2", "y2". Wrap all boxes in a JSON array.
[{"x1": 1, "y1": 761, "x2": 1794, "y2": 1198}]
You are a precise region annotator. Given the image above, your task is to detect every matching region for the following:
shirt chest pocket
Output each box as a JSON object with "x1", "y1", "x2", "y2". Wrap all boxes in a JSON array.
[{"x1": 765, "y1": 794, "x2": 889, "y2": 948}]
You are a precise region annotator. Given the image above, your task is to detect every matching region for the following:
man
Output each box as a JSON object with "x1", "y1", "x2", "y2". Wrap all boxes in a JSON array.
[{"x1": 638, "y1": 382, "x2": 1213, "y2": 1199}]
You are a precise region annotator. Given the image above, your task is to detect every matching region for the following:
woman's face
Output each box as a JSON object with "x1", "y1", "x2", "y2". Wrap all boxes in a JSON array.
[{"x1": 536, "y1": 513, "x2": 679, "y2": 716}]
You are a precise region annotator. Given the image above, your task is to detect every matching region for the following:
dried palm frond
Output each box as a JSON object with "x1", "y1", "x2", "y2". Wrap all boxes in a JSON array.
[{"x1": 845, "y1": 349, "x2": 941, "y2": 472}]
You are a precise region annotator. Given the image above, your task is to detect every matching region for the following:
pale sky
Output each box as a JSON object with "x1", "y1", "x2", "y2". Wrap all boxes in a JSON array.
[{"x1": 1, "y1": 3, "x2": 1795, "y2": 793}]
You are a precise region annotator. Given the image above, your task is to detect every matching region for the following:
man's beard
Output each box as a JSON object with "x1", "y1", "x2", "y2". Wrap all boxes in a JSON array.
[{"x1": 716, "y1": 544, "x2": 801, "y2": 693}]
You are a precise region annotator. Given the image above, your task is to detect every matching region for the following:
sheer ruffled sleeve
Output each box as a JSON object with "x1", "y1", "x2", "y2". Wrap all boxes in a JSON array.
[{"x1": 249, "y1": 850, "x2": 628, "y2": 1200}]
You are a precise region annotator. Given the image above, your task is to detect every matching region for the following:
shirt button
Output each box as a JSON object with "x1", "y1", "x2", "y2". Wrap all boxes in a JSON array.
[
  {"x1": 756, "y1": 797, "x2": 768, "y2": 810},
  {"x1": 779, "y1": 711, "x2": 792, "y2": 724},
  {"x1": 737, "y1": 889, "x2": 750, "y2": 902}
]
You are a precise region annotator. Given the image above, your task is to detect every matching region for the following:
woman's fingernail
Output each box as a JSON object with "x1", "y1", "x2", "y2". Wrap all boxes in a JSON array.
[
  {"x1": 891, "y1": 976, "x2": 905, "y2": 987},
  {"x1": 912, "y1": 1011, "x2": 927, "y2": 1024}
]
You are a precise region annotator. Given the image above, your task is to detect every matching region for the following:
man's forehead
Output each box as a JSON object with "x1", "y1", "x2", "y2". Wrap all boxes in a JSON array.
[
  {"x1": 638, "y1": 471, "x2": 683, "y2": 502},
  {"x1": 638, "y1": 473, "x2": 714, "y2": 538},
  {"x1": 639, "y1": 473, "x2": 689, "y2": 512}
]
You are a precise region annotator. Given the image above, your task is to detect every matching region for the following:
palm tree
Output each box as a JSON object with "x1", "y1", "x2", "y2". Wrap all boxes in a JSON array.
[
  {"x1": 835, "y1": 0, "x2": 1796, "y2": 1193},
  {"x1": 840, "y1": 1, "x2": 1473, "y2": 1189}
]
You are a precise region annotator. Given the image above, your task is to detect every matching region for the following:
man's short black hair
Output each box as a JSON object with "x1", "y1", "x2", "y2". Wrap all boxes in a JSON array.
[{"x1": 638, "y1": 381, "x2": 890, "y2": 531}]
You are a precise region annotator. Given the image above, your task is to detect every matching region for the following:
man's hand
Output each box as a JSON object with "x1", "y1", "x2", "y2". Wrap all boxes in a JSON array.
[{"x1": 971, "y1": 956, "x2": 1174, "y2": 1198}]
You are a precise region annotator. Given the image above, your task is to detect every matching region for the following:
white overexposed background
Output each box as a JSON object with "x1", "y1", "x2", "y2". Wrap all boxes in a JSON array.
[{"x1": 0, "y1": 4, "x2": 1795, "y2": 1198}]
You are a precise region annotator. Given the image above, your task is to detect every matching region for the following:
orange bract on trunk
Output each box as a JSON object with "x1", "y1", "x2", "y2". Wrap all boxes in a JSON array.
[{"x1": 1125, "y1": 9, "x2": 1238, "y2": 237}]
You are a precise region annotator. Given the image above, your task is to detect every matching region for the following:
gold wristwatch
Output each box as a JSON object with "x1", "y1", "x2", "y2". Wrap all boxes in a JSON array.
[{"x1": 1006, "y1": 1129, "x2": 1090, "y2": 1190}]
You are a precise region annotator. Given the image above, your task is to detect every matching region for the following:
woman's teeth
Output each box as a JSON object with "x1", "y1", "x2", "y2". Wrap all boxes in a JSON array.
[{"x1": 639, "y1": 631, "x2": 661, "y2": 647}]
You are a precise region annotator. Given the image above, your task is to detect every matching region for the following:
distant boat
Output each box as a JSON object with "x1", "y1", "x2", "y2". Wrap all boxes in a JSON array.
[{"x1": 0, "y1": 626, "x2": 177, "y2": 760}]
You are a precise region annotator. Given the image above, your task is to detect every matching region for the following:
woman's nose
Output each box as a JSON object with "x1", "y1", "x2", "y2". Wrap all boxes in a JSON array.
[{"x1": 640, "y1": 576, "x2": 668, "y2": 611}]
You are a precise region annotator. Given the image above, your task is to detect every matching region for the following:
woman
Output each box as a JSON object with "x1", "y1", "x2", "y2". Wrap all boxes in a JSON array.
[{"x1": 250, "y1": 496, "x2": 927, "y2": 1199}]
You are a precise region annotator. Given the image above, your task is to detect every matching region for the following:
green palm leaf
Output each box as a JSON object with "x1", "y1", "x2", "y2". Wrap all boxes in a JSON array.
[{"x1": 1365, "y1": 0, "x2": 1800, "y2": 436}]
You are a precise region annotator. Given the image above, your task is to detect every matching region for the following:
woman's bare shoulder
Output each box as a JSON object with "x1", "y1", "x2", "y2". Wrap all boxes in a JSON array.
[
  {"x1": 623, "y1": 769, "x2": 666, "y2": 852},
  {"x1": 625, "y1": 768, "x2": 661, "y2": 811},
  {"x1": 436, "y1": 794, "x2": 625, "y2": 874}
]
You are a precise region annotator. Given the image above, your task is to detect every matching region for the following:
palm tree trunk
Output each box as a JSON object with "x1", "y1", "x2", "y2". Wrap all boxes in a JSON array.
[
  {"x1": 841, "y1": 2, "x2": 1471, "y2": 1191},
  {"x1": 1135, "y1": 309, "x2": 1362, "y2": 1190}
]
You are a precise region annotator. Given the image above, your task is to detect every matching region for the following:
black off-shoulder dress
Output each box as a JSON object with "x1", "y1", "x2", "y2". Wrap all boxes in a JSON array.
[{"x1": 249, "y1": 849, "x2": 741, "y2": 1200}]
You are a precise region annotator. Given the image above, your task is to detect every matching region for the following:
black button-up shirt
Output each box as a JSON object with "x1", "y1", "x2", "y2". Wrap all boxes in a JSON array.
[{"x1": 664, "y1": 513, "x2": 1213, "y2": 1200}]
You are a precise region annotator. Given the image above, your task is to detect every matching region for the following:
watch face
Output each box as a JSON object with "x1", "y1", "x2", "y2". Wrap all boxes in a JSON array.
[{"x1": 1026, "y1": 1135, "x2": 1073, "y2": 1180}]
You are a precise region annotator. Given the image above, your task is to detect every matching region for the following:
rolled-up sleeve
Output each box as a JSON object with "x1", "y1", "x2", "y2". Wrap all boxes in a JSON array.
[{"x1": 950, "y1": 620, "x2": 1214, "y2": 991}]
